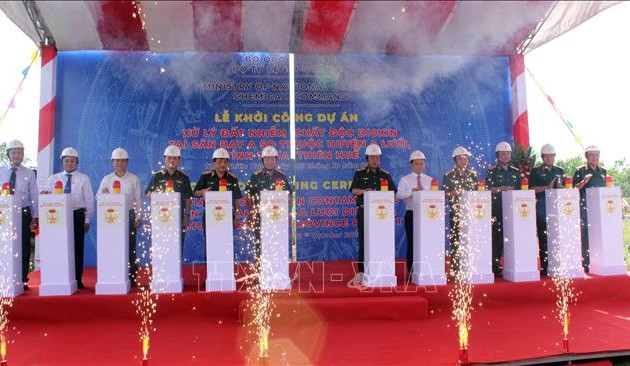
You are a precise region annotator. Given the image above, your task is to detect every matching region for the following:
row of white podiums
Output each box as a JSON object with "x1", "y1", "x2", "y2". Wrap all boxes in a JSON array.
[{"x1": 0, "y1": 187, "x2": 625, "y2": 297}]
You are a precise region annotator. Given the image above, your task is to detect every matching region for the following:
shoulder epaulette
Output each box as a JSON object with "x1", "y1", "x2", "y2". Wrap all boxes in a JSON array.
[
  {"x1": 275, "y1": 169, "x2": 287, "y2": 176},
  {"x1": 577, "y1": 165, "x2": 587, "y2": 170},
  {"x1": 380, "y1": 169, "x2": 390, "y2": 175},
  {"x1": 488, "y1": 164, "x2": 498, "y2": 170},
  {"x1": 202, "y1": 170, "x2": 214, "y2": 176},
  {"x1": 509, "y1": 165, "x2": 520, "y2": 172},
  {"x1": 177, "y1": 169, "x2": 188, "y2": 176},
  {"x1": 253, "y1": 169, "x2": 263, "y2": 175},
  {"x1": 227, "y1": 172, "x2": 237, "y2": 179},
  {"x1": 356, "y1": 167, "x2": 368, "y2": 172}
]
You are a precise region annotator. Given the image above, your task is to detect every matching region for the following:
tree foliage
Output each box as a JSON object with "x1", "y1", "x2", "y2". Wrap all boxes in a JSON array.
[{"x1": 556, "y1": 155, "x2": 630, "y2": 199}]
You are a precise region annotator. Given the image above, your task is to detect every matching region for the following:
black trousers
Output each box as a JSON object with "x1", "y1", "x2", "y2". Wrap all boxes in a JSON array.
[
  {"x1": 356, "y1": 207, "x2": 364, "y2": 273},
  {"x1": 21, "y1": 207, "x2": 33, "y2": 283},
  {"x1": 129, "y1": 210, "x2": 137, "y2": 283},
  {"x1": 491, "y1": 207, "x2": 504, "y2": 274},
  {"x1": 536, "y1": 213, "x2": 548, "y2": 273},
  {"x1": 404, "y1": 210, "x2": 414, "y2": 274},
  {"x1": 448, "y1": 212, "x2": 461, "y2": 273},
  {"x1": 580, "y1": 205, "x2": 590, "y2": 271},
  {"x1": 72, "y1": 209, "x2": 86, "y2": 284}
]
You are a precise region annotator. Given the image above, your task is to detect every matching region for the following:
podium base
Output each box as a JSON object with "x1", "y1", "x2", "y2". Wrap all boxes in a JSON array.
[
  {"x1": 549, "y1": 267, "x2": 584, "y2": 279},
  {"x1": 205, "y1": 278, "x2": 236, "y2": 292},
  {"x1": 151, "y1": 279, "x2": 183, "y2": 294},
  {"x1": 362, "y1": 274, "x2": 397, "y2": 287},
  {"x1": 503, "y1": 270, "x2": 540, "y2": 283},
  {"x1": 590, "y1": 264, "x2": 628, "y2": 276},
  {"x1": 412, "y1": 273, "x2": 447, "y2": 286},
  {"x1": 260, "y1": 276, "x2": 292, "y2": 291},
  {"x1": 465, "y1": 273, "x2": 494, "y2": 285},
  {"x1": 96, "y1": 280, "x2": 131, "y2": 295},
  {"x1": 40, "y1": 280, "x2": 78, "y2": 296}
]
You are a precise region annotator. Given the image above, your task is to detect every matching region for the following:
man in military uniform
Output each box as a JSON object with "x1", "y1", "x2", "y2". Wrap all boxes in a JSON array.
[
  {"x1": 244, "y1": 145, "x2": 293, "y2": 267},
  {"x1": 145, "y1": 145, "x2": 193, "y2": 251},
  {"x1": 349, "y1": 143, "x2": 397, "y2": 277},
  {"x1": 1, "y1": 140, "x2": 38, "y2": 290},
  {"x1": 442, "y1": 146, "x2": 477, "y2": 276},
  {"x1": 529, "y1": 144, "x2": 565, "y2": 276},
  {"x1": 573, "y1": 144, "x2": 607, "y2": 272},
  {"x1": 194, "y1": 147, "x2": 243, "y2": 234},
  {"x1": 486, "y1": 141, "x2": 521, "y2": 277}
]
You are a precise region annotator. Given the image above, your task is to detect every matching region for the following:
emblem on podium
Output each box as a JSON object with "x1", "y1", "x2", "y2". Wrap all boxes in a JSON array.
[
  {"x1": 473, "y1": 204, "x2": 485, "y2": 220},
  {"x1": 426, "y1": 204, "x2": 438, "y2": 220},
  {"x1": 213, "y1": 205, "x2": 225, "y2": 222},
  {"x1": 268, "y1": 205, "x2": 282, "y2": 222},
  {"x1": 0, "y1": 209, "x2": 5, "y2": 226},
  {"x1": 518, "y1": 202, "x2": 530, "y2": 217},
  {"x1": 105, "y1": 208, "x2": 119, "y2": 224},
  {"x1": 606, "y1": 199, "x2": 615, "y2": 214},
  {"x1": 562, "y1": 201, "x2": 574, "y2": 216},
  {"x1": 47, "y1": 208, "x2": 59, "y2": 224},
  {"x1": 376, "y1": 204, "x2": 388, "y2": 220},
  {"x1": 159, "y1": 206, "x2": 172, "y2": 223}
]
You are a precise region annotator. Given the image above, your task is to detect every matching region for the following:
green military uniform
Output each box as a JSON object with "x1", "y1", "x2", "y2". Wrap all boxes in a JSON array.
[
  {"x1": 442, "y1": 168, "x2": 477, "y2": 274},
  {"x1": 244, "y1": 168, "x2": 293, "y2": 264},
  {"x1": 349, "y1": 167, "x2": 397, "y2": 273},
  {"x1": 573, "y1": 164, "x2": 607, "y2": 271},
  {"x1": 486, "y1": 164, "x2": 520, "y2": 275},
  {"x1": 195, "y1": 169, "x2": 243, "y2": 233},
  {"x1": 529, "y1": 165, "x2": 565, "y2": 275}
]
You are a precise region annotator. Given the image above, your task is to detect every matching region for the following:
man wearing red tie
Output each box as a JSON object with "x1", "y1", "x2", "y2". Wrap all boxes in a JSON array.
[{"x1": 396, "y1": 150, "x2": 434, "y2": 277}]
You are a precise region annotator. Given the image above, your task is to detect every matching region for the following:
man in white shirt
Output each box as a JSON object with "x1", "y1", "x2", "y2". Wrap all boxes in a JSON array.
[
  {"x1": 1, "y1": 139, "x2": 38, "y2": 289},
  {"x1": 98, "y1": 148, "x2": 142, "y2": 285},
  {"x1": 45, "y1": 147, "x2": 94, "y2": 289},
  {"x1": 396, "y1": 150, "x2": 433, "y2": 276}
]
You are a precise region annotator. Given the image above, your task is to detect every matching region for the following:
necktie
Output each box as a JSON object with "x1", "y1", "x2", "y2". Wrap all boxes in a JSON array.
[
  {"x1": 417, "y1": 174, "x2": 423, "y2": 190},
  {"x1": 9, "y1": 167, "x2": 17, "y2": 195},
  {"x1": 64, "y1": 173, "x2": 72, "y2": 193}
]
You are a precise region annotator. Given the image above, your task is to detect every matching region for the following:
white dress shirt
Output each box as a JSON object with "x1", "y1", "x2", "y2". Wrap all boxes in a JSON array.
[
  {"x1": 98, "y1": 171, "x2": 142, "y2": 212},
  {"x1": 396, "y1": 172, "x2": 434, "y2": 211},
  {"x1": 0, "y1": 164, "x2": 39, "y2": 218},
  {"x1": 47, "y1": 170, "x2": 95, "y2": 223}
]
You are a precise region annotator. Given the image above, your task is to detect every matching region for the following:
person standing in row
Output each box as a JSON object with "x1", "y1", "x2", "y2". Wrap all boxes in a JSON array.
[
  {"x1": 442, "y1": 146, "x2": 477, "y2": 275},
  {"x1": 98, "y1": 148, "x2": 142, "y2": 284},
  {"x1": 486, "y1": 141, "x2": 520, "y2": 278},
  {"x1": 349, "y1": 143, "x2": 397, "y2": 279},
  {"x1": 1, "y1": 139, "x2": 38, "y2": 290},
  {"x1": 46, "y1": 147, "x2": 94, "y2": 289},
  {"x1": 529, "y1": 143, "x2": 565, "y2": 276},
  {"x1": 573, "y1": 144, "x2": 607, "y2": 272},
  {"x1": 396, "y1": 150, "x2": 433, "y2": 277},
  {"x1": 145, "y1": 145, "x2": 193, "y2": 252}
]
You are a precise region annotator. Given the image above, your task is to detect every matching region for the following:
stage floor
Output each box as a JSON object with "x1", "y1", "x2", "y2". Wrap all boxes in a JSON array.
[{"x1": 7, "y1": 261, "x2": 630, "y2": 365}]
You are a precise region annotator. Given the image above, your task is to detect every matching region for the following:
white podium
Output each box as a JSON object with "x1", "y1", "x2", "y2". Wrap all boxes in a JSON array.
[
  {"x1": 259, "y1": 190, "x2": 291, "y2": 290},
  {"x1": 204, "y1": 191, "x2": 235, "y2": 291},
  {"x1": 150, "y1": 192, "x2": 183, "y2": 293},
  {"x1": 546, "y1": 189, "x2": 584, "y2": 278},
  {"x1": 502, "y1": 190, "x2": 540, "y2": 282},
  {"x1": 96, "y1": 193, "x2": 132, "y2": 294},
  {"x1": 586, "y1": 187, "x2": 627, "y2": 276},
  {"x1": 38, "y1": 194, "x2": 77, "y2": 296},
  {"x1": 412, "y1": 190, "x2": 446, "y2": 285},
  {"x1": 362, "y1": 191, "x2": 397, "y2": 287},
  {"x1": 459, "y1": 191, "x2": 493, "y2": 284},
  {"x1": 0, "y1": 196, "x2": 24, "y2": 297}
]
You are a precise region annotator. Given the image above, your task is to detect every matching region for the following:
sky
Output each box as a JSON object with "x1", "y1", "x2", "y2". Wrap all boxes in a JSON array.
[{"x1": 1, "y1": 3, "x2": 629, "y2": 167}]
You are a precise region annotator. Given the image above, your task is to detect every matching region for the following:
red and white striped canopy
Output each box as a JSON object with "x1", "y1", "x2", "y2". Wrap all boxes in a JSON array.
[{"x1": 1, "y1": 1, "x2": 619, "y2": 55}]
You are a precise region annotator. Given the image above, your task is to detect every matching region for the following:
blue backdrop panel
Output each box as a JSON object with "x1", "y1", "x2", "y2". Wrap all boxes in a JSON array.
[{"x1": 54, "y1": 51, "x2": 512, "y2": 266}]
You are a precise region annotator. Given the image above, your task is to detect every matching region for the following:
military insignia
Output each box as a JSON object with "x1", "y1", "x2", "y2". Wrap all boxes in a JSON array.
[
  {"x1": 562, "y1": 201, "x2": 574, "y2": 216},
  {"x1": 376, "y1": 204, "x2": 388, "y2": 220},
  {"x1": 0, "y1": 209, "x2": 5, "y2": 226},
  {"x1": 518, "y1": 203, "x2": 530, "y2": 218},
  {"x1": 105, "y1": 208, "x2": 119, "y2": 224},
  {"x1": 426, "y1": 204, "x2": 438, "y2": 220},
  {"x1": 268, "y1": 205, "x2": 282, "y2": 222},
  {"x1": 159, "y1": 206, "x2": 172, "y2": 223},
  {"x1": 47, "y1": 208, "x2": 60, "y2": 224},
  {"x1": 213, "y1": 205, "x2": 225, "y2": 222},
  {"x1": 473, "y1": 204, "x2": 485, "y2": 220},
  {"x1": 606, "y1": 199, "x2": 615, "y2": 214}
]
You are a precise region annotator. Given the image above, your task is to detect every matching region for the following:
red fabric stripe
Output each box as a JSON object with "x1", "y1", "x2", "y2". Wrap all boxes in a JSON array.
[
  {"x1": 513, "y1": 110, "x2": 529, "y2": 147},
  {"x1": 38, "y1": 100, "x2": 55, "y2": 152},
  {"x1": 509, "y1": 54, "x2": 524, "y2": 84},
  {"x1": 40, "y1": 46, "x2": 57, "y2": 68},
  {"x1": 88, "y1": 1, "x2": 148, "y2": 50},
  {"x1": 301, "y1": 0, "x2": 355, "y2": 54},
  {"x1": 193, "y1": 0, "x2": 243, "y2": 52},
  {"x1": 386, "y1": 1, "x2": 456, "y2": 55}
]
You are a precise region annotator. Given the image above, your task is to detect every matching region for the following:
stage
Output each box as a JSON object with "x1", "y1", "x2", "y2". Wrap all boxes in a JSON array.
[{"x1": 7, "y1": 261, "x2": 630, "y2": 365}]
